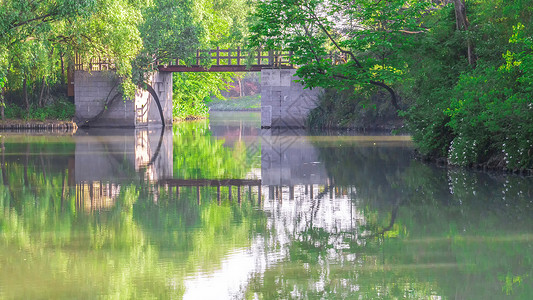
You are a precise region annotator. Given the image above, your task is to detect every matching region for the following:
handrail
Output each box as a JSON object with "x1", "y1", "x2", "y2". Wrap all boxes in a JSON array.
[
  {"x1": 156, "y1": 47, "x2": 294, "y2": 69},
  {"x1": 73, "y1": 48, "x2": 346, "y2": 72}
]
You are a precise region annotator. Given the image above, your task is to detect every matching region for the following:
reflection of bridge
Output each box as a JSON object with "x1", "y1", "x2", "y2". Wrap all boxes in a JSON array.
[
  {"x1": 159, "y1": 179, "x2": 261, "y2": 187},
  {"x1": 159, "y1": 178, "x2": 262, "y2": 204}
]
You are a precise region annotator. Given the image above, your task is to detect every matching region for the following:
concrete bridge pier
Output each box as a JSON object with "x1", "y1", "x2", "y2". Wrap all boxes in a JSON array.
[
  {"x1": 260, "y1": 69, "x2": 321, "y2": 128},
  {"x1": 74, "y1": 71, "x2": 173, "y2": 127}
]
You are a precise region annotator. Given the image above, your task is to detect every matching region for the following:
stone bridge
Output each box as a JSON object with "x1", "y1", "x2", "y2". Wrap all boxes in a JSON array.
[{"x1": 72, "y1": 49, "x2": 321, "y2": 128}]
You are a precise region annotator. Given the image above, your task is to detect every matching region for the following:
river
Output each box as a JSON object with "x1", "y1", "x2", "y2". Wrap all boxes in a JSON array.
[{"x1": 0, "y1": 111, "x2": 532, "y2": 299}]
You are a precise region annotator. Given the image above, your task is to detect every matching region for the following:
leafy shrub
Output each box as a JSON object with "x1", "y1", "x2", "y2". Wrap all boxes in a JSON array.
[{"x1": 3, "y1": 96, "x2": 75, "y2": 121}]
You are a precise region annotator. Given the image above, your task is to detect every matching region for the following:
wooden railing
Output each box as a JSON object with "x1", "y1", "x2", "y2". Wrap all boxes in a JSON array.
[
  {"x1": 74, "y1": 53, "x2": 115, "y2": 71},
  {"x1": 74, "y1": 48, "x2": 346, "y2": 72},
  {"x1": 157, "y1": 47, "x2": 294, "y2": 72}
]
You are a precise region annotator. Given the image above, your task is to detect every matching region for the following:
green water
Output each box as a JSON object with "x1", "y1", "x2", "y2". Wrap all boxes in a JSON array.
[{"x1": 0, "y1": 112, "x2": 532, "y2": 299}]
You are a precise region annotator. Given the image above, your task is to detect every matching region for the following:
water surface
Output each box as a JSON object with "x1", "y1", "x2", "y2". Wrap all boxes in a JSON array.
[{"x1": 0, "y1": 112, "x2": 532, "y2": 299}]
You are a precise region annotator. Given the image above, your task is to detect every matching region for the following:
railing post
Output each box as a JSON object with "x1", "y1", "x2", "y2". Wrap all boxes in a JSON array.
[
  {"x1": 237, "y1": 46, "x2": 241, "y2": 65},
  {"x1": 268, "y1": 50, "x2": 273, "y2": 66},
  {"x1": 216, "y1": 46, "x2": 220, "y2": 65},
  {"x1": 257, "y1": 49, "x2": 261, "y2": 65},
  {"x1": 289, "y1": 51, "x2": 293, "y2": 68},
  {"x1": 196, "y1": 49, "x2": 200, "y2": 65}
]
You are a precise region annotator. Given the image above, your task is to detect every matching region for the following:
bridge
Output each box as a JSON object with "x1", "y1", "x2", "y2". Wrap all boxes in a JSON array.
[
  {"x1": 157, "y1": 48, "x2": 294, "y2": 72},
  {"x1": 72, "y1": 48, "x2": 321, "y2": 128}
]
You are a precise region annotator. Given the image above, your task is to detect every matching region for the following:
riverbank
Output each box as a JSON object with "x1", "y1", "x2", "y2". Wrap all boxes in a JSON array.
[
  {"x1": 0, "y1": 119, "x2": 77, "y2": 132},
  {"x1": 173, "y1": 116, "x2": 208, "y2": 122},
  {"x1": 415, "y1": 150, "x2": 533, "y2": 177}
]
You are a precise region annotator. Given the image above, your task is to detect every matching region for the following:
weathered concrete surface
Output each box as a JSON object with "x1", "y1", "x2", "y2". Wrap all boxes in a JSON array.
[
  {"x1": 74, "y1": 71, "x2": 133, "y2": 127},
  {"x1": 135, "y1": 72, "x2": 173, "y2": 127},
  {"x1": 261, "y1": 69, "x2": 322, "y2": 128},
  {"x1": 74, "y1": 71, "x2": 173, "y2": 127},
  {"x1": 74, "y1": 128, "x2": 173, "y2": 183},
  {"x1": 261, "y1": 129, "x2": 328, "y2": 186}
]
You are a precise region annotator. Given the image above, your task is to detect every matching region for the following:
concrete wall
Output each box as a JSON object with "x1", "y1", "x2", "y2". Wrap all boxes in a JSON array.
[
  {"x1": 261, "y1": 69, "x2": 321, "y2": 128},
  {"x1": 150, "y1": 72, "x2": 173, "y2": 127},
  {"x1": 74, "y1": 71, "x2": 173, "y2": 128},
  {"x1": 74, "y1": 71, "x2": 134, "y2": 127},
  {"x1": 135, "y1": 72, "x2": 173, "y2": 127}
]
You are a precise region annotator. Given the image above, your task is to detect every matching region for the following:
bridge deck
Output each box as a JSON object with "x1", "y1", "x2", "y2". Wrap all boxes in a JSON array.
[{"x1": 157, "y1": 48, "x2": 294, "y2": 72}]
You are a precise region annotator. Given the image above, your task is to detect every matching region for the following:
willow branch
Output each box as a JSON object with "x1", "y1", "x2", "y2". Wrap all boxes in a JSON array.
[{"x1": 11, "y1": 13, "x2": 54, "y2": 29}]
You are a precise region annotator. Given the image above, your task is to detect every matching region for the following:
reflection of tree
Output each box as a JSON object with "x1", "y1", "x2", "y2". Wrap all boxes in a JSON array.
[
  {"x1": 0, "y1": 133, "x2": 267, "y2": 298},
  {"x1": 134, "y1": 184, "x2": 266, "y2": 273},
  {"x1": 172, "y1": 120, "x2": 260, "y2": 179},
  {"x1": 245, "y1": 140, "x2": 533, "y2": 299}
]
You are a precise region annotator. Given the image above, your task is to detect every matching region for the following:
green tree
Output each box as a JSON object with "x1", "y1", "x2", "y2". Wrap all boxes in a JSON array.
[
  {"x1": 404, "y1": 0, "x2": 533, "y2": 167},
  {"x1": 166, "y1": 0, "x2": 255, "y2": 120},
  {"x1": 250, "y1": 0, "x2": 430, "y2": 110},
  {"x1": 0, "y1": 0, "x2": 147, "y2": 114},
  {"x1": 172, "y1": 72, "x2": 233, "y2": 119},
  {"x1": 0, "y1": 0, "x2": 97, "y2": 116}
]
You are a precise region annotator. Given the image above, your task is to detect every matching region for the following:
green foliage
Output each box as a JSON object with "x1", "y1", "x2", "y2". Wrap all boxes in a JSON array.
[
  {"x1": 141, "y1": 0, "x2": 201, "y2": 60},
  {"x1": 0, "y1": 0, "x2": 146, "y2": 106},
  {"x1": 168, "y1": 0, "x2": 254, "y2": 119},
  {"x1": 0, "y1": 0, "x2": 253, "y2": 120},
  {"x1": 4, "y1": 98, "x2": 75, "y2": 120},
  {"x1": 401, "y1": 0, "x2": 533, "y2": 168},
  {"x1": 208, "y1": 94, "x2": 261, "y2": 111},
  {"x1": 193, "y1": 0, "x2": 252, "y2": 48},
  {"x1": 250, "y1": 0, "x2": 429, "y2": 108},
  {"x1": 253, "y1": 0, "x2": 533, "y2": 168},
  {"x1": 172, "y1": 72, "x2": 233, "y2": 119}
]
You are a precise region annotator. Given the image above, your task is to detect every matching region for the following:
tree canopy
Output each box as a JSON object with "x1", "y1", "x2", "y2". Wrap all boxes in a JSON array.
[
  {"x1": 0, "y1": 0, "x2": 230, "y2": 117},
  {"x1": 251, "y1": 0, "x2": 533, "y2": 169},
  {"x1": 250, "y1": 0, "x2": 430, "y2": 110}
]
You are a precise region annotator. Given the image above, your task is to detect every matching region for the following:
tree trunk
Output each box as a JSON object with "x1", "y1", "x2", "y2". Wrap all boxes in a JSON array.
[
  {"x1": 453, "y1": 0, "x2": 476, "y2": 66},
  {"x1": 39, "y1": 77, "x2": 46, "y2": 107},
  {"x1": 60, "y1": 52, "x2": 65, "y2": 85},
  {"x1": 23, "y1": 77, "x2": 29, "y2": 116},
  {"x1": 237, "y1": 77, "x2": 243, "y2": 97}
]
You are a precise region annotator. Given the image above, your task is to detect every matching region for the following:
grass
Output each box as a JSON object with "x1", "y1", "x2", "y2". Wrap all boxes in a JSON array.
[{"x1": 207, "y1": 94, "x2": 261, "y2": 111}]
